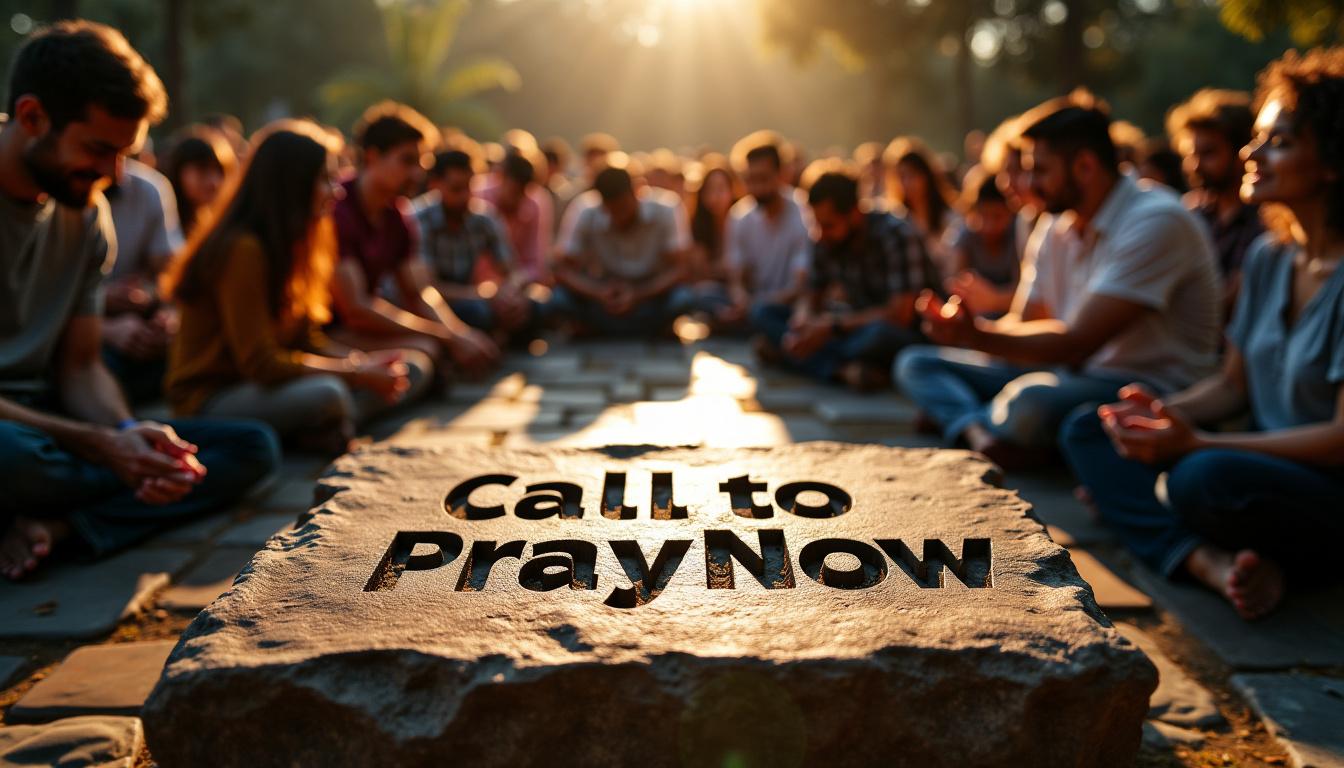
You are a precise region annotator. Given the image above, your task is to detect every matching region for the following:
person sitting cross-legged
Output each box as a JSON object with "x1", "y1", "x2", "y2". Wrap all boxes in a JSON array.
[
  {"x1": 0, "y1": 21, "x2": 280, "y2": 579},
  {"x1": 1060, "y1": 48, "x2": 1344, "y2": 620},
  {"x1": 551, "y1": 166, "x2": 696, "y2": 337},
  {"x1": 330, "y1": 101, "x2": 499, "y2": 380},
  {"x1": 411, "y1": 149, "x2": 541, "y2": 343},
  {"x1": 895, "y1": 92, "x2": 1222, "y2": 470},
  {"x1": 165, "y1": 120, "x2": 433, "y2": 455},
  {"x1": 752, "y1": 168, "x2": 938, "y2": 391}
]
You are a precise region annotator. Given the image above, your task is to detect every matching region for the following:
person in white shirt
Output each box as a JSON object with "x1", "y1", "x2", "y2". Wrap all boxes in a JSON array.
[{"x1": 895, "y1": 93, "x2": 1221, "y2": 471}]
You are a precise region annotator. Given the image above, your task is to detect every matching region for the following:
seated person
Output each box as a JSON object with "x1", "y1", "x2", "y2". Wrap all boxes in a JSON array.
[
  {"x1": 0, "y1": 22, "x2": 279, "y2": 578},
  {"x1": 165, "y1": 120, "x2": 433, "y2": 455},
  {"x1": 753, "y1": 169, "x2": 937, "y2": 391},
  {"x1": 552, "y1": 167, "x2": 693, "y2": 337},
  {"x1": 102, "y1": 152, "x2": 183, "y2": 403},
  {"x1": 1061, "y1": 49, "x2": 1344, "y2": 621},
  {"x1": 897, "y1": 93, "x2": 1222, "y2": 470},
  {"x1": 944, "y1": 165, "x2": 1022, "y2": 318},
  {"x1": 412, "y1": 149, "x2": 538, "y2": 340},
  {"x1": 718, "y1": 132, "x2": 812, "y2": 327},
  {"x1": 331, "y1": 101, "x2": 498, "y2": 379},
  {"x1": 1166, "y1": 88, "x2": 1264, "y2": 315},
  {"x1": 477, "y1": 150, "x2": 553, "y2": 285}
]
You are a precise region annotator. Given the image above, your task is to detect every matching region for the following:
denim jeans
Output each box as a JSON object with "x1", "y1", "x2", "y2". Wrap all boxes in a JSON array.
[
  {"x1": 1060, "y1": 408, "x2": 1344, "y2": 582},
  {"x1": 893, "y1": 345, "x2": 1133, "y2": 448},
  {"x1": 549, "y1": 285, "x2": 698, "y2": 337},
  {"x1": 750, "y1": 302, "x2": 924, "y2": 382},
  {"x1": 448, "y1": 297, "x2": 547, "y2": 337},
  {"x1": 0, "y1": 418, "x2": 281, "y2": 556}
]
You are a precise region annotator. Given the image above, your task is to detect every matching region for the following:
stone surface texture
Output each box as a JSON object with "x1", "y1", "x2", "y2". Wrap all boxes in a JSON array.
[{"x1": 144, "y1": 443, "x2": 1154, "y2": 767}]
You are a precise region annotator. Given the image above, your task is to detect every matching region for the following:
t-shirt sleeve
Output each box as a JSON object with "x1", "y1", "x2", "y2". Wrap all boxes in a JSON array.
[
  {"x1": 217, "y1": 236, "x2": 309, "y2": 386},
  {"x1": 1225, "y1": 234, "x2": 1275, "y2": 355},
  {"x1": 75, "y1": 198, "x2": 116, "y2": 317},
  {"x1": 1087, "y1": 209, "x2": 1194, "y2": 309},
  {"x1": 148, "y1": 170, "x2": 184, "y2": 260},
  {"x1": 664, "y1": 203, "x2": 690, "y2": 254},
  {"x1": 788, "y1": 206, "x2": 813, "y2": 275}
]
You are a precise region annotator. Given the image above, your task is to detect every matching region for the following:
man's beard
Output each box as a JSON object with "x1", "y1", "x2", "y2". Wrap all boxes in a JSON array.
[
  {"x1": 1040, "y1": 174, "x2": 1083, "y2": 215},
  {"x1": 22, "y1": 133, "x2": 100, "y2": 208}
]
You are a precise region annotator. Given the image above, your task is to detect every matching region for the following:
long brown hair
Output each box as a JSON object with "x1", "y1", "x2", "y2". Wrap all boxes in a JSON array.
[
  {"x1": 162, "y1": 119, "x2": 340, "y2": 328},
  {"x1": 884, "y1": 136, "x2": 957, "y2": 235},
  {"x1": 690, "y1": 155, "x2": 742, "y2": 262},
  {"x1": 163, "y1": 125, "x2": 237, "y2": 237}
]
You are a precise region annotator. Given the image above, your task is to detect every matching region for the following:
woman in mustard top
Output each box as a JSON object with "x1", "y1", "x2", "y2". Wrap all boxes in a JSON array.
[{"x1": 163, "y1": 120, "x2": 432, "y2": 455}]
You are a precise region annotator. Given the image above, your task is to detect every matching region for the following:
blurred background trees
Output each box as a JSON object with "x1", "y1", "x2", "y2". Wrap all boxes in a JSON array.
[{"x1": 0, "y1": 0, "x2": 1312, "y2": 152}]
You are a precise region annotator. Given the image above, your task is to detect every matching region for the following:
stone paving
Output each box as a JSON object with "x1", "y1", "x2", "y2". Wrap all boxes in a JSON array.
[{"x1": 0, "y1": 338, "x2": 1340, "y2": 767}]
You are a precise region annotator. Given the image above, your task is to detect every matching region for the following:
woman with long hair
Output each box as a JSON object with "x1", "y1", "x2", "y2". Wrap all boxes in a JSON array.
[
  {"x1": 688, "y1": 155, "x2": 742, "y2": 283},
  {"x1": 1061, "y1": 48, "x2": 1344, "y2": 620},
  {"x1": 884, "y1": 136, "x2": 962, "y2": 280},
  {"x1": 163, "y1": 125, "x2": 237, "y2": 238},
  {"x1": 163, "y1": 119, "x2": 432, "y2": 455}
]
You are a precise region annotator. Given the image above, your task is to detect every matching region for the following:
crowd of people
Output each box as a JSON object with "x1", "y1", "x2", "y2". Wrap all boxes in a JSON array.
[{"x1": 1, "y1": 20, "x2": 1342, "y2": 623}]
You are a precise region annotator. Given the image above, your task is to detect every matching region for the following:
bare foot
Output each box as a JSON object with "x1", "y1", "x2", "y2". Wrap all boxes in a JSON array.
[
  {"x1": 1185, "y1": 545, "x2": 1285, "y2": 620},
  {"x1": 0, "y1": 517, "x2": 69, "y2": 580},
  {"x1": 837, "y1": 362, "x2": 890, "y2": 393}
]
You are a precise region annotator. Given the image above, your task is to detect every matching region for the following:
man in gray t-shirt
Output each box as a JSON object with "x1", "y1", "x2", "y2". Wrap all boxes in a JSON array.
[
  {"x1": 553, "y1": 167, "x2": 694, "y2": 336},
  {"x1": 0, "y1": 20, "x2": 277, "y2": 580},
  {"x1": 895, "y1": 98, "x2": 1221, "y2": 469}
]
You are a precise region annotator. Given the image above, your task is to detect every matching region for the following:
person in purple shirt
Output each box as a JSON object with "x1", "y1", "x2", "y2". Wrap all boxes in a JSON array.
[{"x1": 330, "y1": 101, "x2": 498, "y2": 378}]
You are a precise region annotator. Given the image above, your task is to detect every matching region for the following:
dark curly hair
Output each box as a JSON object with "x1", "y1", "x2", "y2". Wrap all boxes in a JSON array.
[{"x1": 1255, "y1": 47, "x2": 1344, "y2": 239}]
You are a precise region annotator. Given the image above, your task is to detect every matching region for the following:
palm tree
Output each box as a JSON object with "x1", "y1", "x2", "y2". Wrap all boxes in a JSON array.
[{"x1": 320, "y1": 0, "x2": 521, "y2": 134}]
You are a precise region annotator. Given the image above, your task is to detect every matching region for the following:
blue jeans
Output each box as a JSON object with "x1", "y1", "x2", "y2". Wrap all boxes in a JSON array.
[
  {"x1": 549, "y1": 285, "x2": 697, "y2": 337},
  {"x1": 448, "y1": 297, "x2": 546, "y2": 336},
  {"x1": 0, "y1": 419, "x2": 281, "y2": 556},
  {"x1": 894, "y1": 345, "x2": 1132, "y2": 448},
  {"x1": 1060, "y1": 409, "x2": 1344, "y2": 581},
  {"x1": 750, "y1": 302, "x2": 924, "y2": 381}
]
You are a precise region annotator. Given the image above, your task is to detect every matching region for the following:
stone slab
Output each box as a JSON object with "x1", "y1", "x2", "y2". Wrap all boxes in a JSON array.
[
  {"x1": 0, "y1": 716, "x2": 143, "y2": 768},
  {"x1": 10, "y1": 641, "x2": 176, "y2": 721},
  {"x1": 1128, "y1": 568, "x2": 1344, "y2": 669},
  {"x1": 1232, "y1": 673, "x2": 1344, "y2": 768},
  {"x1": 144, "y1": 443, "x2": 1155, "y2": 767},
  {"x1": 1116, "y1": 624, "x2": 1222, "y2": 728},
  {"x1": 215, "y1": 513, "x2": 300, "y2": 548},
  {"x1": 0, "y1": 656, "x2": 25, "y2": 688},
  {"x1": 159, "y1": 548, "x2": 259, "y2": 612},
  {"x1": 0, "y1": 548, "x2": 192, "y2": 640},
  {"x1": 1068, "y1": 550, "x2": 1152, "y2": 611}
]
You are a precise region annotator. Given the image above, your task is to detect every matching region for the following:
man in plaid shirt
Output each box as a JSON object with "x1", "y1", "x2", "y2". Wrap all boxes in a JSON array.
[{"x1": 751, "y1": 170, "x2": 937, "y2": 391}]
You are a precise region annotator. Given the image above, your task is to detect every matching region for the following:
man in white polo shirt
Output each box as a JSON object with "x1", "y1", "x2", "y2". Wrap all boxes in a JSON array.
[
  {"x1": 552, "y1": 166, "x2": 693, "y2": 336},
  {"x1": 895, "y1": 93, "x2": 1221, "y2": 470}
]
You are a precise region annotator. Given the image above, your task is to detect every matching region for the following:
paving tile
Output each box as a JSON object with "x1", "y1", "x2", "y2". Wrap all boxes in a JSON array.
[
  {"x1": 0, "y1": 656, "x2": 25, "y2": 688},
  {"x1": 9, "y1": 641, "x2": 176, "y2": 721},
  {"x1": 149, "y1": 509, "x2": 235, "y2": 545},
  {"x1": 1069, "y1": 549, "x2": 1152, "y2": 611},
  {"x1": 1232, "y1": 673, "x2": 1344, "y2": 768},
  {"x1": 1006, "y1": 472, "x2": 1115, "y2": 546},
  {"x1": 0, "y1": 716, "x2": 142, "y2": 768},
  {"x1": 445, "y1": 372, "x2": 525, "y2": 404},
  {"x1": 159, "y1": 547, "x2": 259, "y2": 612},
  {"x1": 215, "y1": 513, "x2": 299, "y2": 548},
  {"x1": 516, "y1": 385, "x2": 609, "y2": 409},
  {"x1": 1127, "y1": 570, "x2": 1344, "y2": 669},
  {"x1": 1141, "y1": 720, "x2": 1205, "y2": 751},
  {"x1": 438, "y1": 403, "x2": 565, "y2": 431},
  {"x1": 254, "y1": 476, "x2": 316, "y2": 512},
  {"x1": 0, "y1": 548, "x2": 192, "y2": 640},
  {"x1": 815, "y1": 395, "x2": 918, "y2": 425},
  {"x1": 618, "y1": 359, "x2": 694, "y2": 386},
  {"x1": 610, "y1": 380, "x2": 645, "y2": 402},
  {"x1": 648, "y1": 386, "x2": 690, "y2": 402},
  {"x1": 1116, "y1": 624, "x2": 1222, "y2": 728},
  {"x1": 519, "y1": 370, "x2": 626, "y2": 388}
]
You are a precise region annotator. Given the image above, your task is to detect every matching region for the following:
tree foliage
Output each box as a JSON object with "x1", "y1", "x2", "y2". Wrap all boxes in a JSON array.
[
  {"x1": 1218, "y1": 0, "x2": 1344, "y2": 45},
  {"x1": 319, "y1": 0, "x2": 520, "y2": 134}
]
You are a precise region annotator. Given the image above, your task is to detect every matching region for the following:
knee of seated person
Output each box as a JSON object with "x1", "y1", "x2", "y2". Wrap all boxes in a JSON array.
[
  {"x1": 400, "y1": 349, "x2": 435, "y2": 392},
  {"x1": 0, "y1": 424, "x2": 46, "y2": 482},
  {"x1": 893, "y1": 344, "x2": 940, "y2": 386},
  {"x1": 222, "y1": 421, "x2": 283, "y2": 483},
  {"x1": 1163, "y1": 450, "x2": 1246, "y2": 511},
  {"x1": 989, "y1": 375, "x2": 1066, "y2": 447},
  {"x1": 305, "y1": 374, "x2": 358, "y2": 422},
  {"x1": 1058, "y1": 404, "x2": 1104, "y2": 447}
]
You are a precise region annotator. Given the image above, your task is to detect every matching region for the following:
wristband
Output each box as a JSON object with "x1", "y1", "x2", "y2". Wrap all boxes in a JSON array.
[{"x1": 117, "y1": 418, "x2": 138, "y2": 431}]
